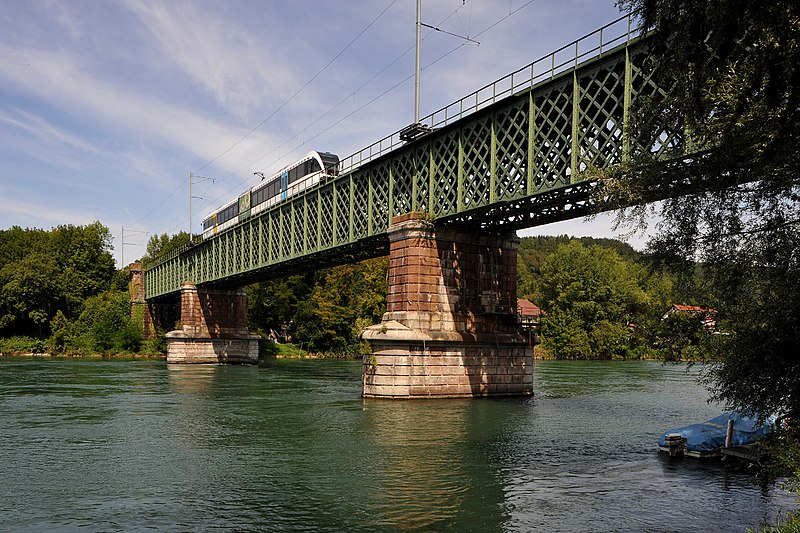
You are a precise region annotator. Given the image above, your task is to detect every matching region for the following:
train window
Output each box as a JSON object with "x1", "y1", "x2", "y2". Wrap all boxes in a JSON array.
[
  {"x1": 219, "y1": 203, "x2": 238, "y2": 224},
  {"x1": 320, "y1": 154, "x2": 339, "y2": 175},
  {"x1": 254, "y1": 179, "x2": 280, "y2": 205},
  {"x1": 288, "y1": 165, "x2": 301, "y2": 184}
]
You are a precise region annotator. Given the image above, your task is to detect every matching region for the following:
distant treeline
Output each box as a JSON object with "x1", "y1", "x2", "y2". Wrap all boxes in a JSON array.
[
  {"x1": 517, "y1": 235, "x2": 720, "y2": 360},
  {"x1": 0, "y1": 223, "x2": 151, "y2": 355},
  {"x1": 0, "y1": 224, "x2": 719, "y2": 360},
  {"x1": 247, "y1": 234, "x2": 721, "y2": 360}
]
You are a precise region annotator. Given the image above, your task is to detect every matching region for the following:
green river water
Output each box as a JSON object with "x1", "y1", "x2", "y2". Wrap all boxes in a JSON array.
[{"x1": 0, "y1": 357, "x2": 793, "y2": 532}]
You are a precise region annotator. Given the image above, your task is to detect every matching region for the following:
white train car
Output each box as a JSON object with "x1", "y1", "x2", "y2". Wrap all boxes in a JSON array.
[{"x1": 202, "y1": 151, "x2": 339, "y2": 240}]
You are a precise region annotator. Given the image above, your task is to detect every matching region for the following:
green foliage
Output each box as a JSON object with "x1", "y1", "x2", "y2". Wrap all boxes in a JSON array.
[
  {"x1": 247, "y1": 257, "x2": 388, "y2": 357},
  {"x1": 260, "y1": 341, "x2": 309, "y2": 359},
  {"x1": 517, "y1": 235, "x2": 641, "y2": 302},
  {"x1": 590, "y1": 320, "x2": 631, "y2": 360},
  {"x1": 538, "y1": 240, "x2": 647, "y2": 359},
  {"x1": 648, "y1": 311, "x2": 709, "y2": 361},
  {"x1": 524, "y1": 237, "x2": 719, "y2": 360},
  {"x1": 746, "y1": 511, "x2": 800, "y2": 533},
  {"x1": 299, "y1": 258, "x2": 388, "y2": 356},
  {"x1": 49, "y1": 222, "x2": 116, "y2": 300},
  {"x1": 610, "y1": 0, "x2": 800, "y2": 495},
  {"x1": 140, "y1": 232, "x2": 190, "y2": 268},
  {"x1": 249, "y1": 273, "x2": 316, "y2": 342},
  {"x1": 0, "y1": 226, "x2": 48, "y2": 271},
  {"x1": 48, "y1": 310, "x2": 71, "y2": 354},
  {"x1": 141, "y1": 335, "x2": 167, "y2": 356},
  {"x1": 541, "y1": 311, "x2": 592, "y2": 358},
  {"x1": 0, "y1": 336, "x2": 47, "y2": 354},
  {"x1": 609, "y1": 0, "x2": 800, "y2": 418},
  {"x1": 0, "y1": 223, "x2": 116, "y2": 337},
  {"x1": 66, "y1": 291, "x2": 141, "y2": 354},
  {"x1": 0, "y1": 253, "x2": 63, "y2": 334}
]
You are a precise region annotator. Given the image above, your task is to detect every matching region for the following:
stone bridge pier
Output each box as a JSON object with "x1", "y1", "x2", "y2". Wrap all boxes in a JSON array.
[
  {"x1": 360, "y1": 213, "x2": 534, "y2": 398},
  {"x1": 165, "y1": 282, "x2": 260, "y2": 364}
]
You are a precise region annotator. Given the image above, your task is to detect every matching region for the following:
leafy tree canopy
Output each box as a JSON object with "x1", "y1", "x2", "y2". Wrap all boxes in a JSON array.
[
  {"x1": 610, "y1": 1, "x2": 800, "y2": 419},
  {"x1": 140, "y1": 232, "x2": 190, "y2": 268},
  {"x1": 538, "y1": 240, "x2": 651, "y2": 359},
  {"x1": 0, "y1": 222, "x2": 116, "y2": 336}
]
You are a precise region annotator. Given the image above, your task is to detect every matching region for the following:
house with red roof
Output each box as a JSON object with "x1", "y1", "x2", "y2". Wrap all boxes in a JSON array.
[
  {"x1": 661, "y1": 304, "x2": 718, "y2": 331},
  {"x1": 517, "y1": 298, "x2": 545, "y2": 327}
]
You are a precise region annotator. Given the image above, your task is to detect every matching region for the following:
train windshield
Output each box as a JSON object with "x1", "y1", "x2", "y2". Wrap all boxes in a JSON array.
[{"x1": 319, "y1": 152, "x2": 339, "y2": 175}]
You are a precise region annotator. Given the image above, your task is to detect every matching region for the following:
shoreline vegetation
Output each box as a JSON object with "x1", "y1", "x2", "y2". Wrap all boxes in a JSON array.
[
  {"x1": 1, "y1": 226, "x2": 724, "y2": 363},
  {"x1": 0, "y1": 335, "x2": 714, "y2": 363}
]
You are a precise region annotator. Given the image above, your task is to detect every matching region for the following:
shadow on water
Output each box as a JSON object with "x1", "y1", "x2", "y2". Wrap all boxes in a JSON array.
[{"x1": 357, "y1": 397, "x2": 528, "y2": 531}]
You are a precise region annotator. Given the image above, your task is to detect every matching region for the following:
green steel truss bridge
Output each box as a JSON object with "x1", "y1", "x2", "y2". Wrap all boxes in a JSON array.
[{"x1": 146, "y1": 15, "x2": 680, "y2": 300}]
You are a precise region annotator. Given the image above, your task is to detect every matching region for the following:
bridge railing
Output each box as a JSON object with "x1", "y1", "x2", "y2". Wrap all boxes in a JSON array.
[
  {"x1": 338, "y1": 13, "x2": 642, "y2": 176},
  {"x1": 146, "y1": 14, "x2": 642, "y2": 274}
]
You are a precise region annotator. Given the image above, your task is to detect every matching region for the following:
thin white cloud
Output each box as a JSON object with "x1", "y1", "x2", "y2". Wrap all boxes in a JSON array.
[
  {"x1": 0, "y1": 195, "x2": 98, "y2": 228},
  {"x1": 122, "y1": 0, "x2": 297, "y2": 121},
  {"x1": 0, "y1": 109, "x2": 99, "y2": 153},
  {"x1": 0, "y1": 44, "x2": 279, "y2": 175},
  {"x1": 0, "y1": 0, "x2": 641, "y2": 249},
  {"x1": 41, "y1": 0, "x2": 84, "y2": 40}
]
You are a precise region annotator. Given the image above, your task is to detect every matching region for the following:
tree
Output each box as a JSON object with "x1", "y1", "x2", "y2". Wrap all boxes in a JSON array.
[
  {"x1": 48, "y1": 222, "x2": 116, "y2": 309},
  {"x1": 649, "y1": 310, "x2": 710, "y2": 361},
  {"x1": 140, "y1": 232, "x2": 190, "y2": 268},
  {"x1": 538, "y1": 240, "x2": 648, "y2": 358},
  {"x1": 294, "y1": 258, "x2": 388, "y2": 355},
  {"x1": 248, "y1": 258, "x2": 389, "y2": 356},
  {"x1": 0, "y1": 226, "x2": 47, "y2": 271},
  {"x1": 69, "y1": 291, "x2": 141, "y2": 353},
  {"x1": 248, "y1": 273, "x2": 317, "y2": 342},
  {"x1": 0, "y1": 253, "x2": 64, "y2": 336},
  {"x1": 517, "y1": 235, "x2": 643, "y2": 304},
  {"x1": 609, "y1": 0, "x2": 800, "y2": 419},
  {"x1": 0, "y1": 222, "x2": 120, "y2": 340}
]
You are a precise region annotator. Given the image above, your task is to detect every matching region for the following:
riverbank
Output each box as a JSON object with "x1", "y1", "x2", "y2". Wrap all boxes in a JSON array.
[{"x1": 0, "y1": 351, "x2": 164, "y2": 359}]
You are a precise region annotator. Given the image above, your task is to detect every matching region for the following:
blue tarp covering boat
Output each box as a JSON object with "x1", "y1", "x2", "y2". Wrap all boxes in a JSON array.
[{"x1": 658, "y1": 412, "x2": 774, "y2": 458}]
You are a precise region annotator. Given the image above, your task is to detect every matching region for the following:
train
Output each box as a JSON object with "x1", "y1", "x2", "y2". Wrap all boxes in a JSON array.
[{"x1": 201, "y1": 150, "x2": 339, "y2": 240}]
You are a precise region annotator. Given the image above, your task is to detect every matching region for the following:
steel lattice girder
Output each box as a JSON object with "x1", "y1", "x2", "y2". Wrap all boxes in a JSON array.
[{"x1": 145, "y1": 35, "x2": 676, "y2": 299}]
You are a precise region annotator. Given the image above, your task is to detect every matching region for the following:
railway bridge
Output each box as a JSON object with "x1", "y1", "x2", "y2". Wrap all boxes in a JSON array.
[{"x1": 142, "y1": 15, "x2": 683, "y2": 398}]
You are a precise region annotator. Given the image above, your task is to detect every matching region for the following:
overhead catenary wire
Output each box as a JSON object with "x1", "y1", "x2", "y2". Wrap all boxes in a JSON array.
[
  {"x1": 137, "y1": 1, "x2": 399, "y2": 237},
  {"x1": 191, "y1": 0, "x2": 400, "y2": 175},
  {"x1": 181, "y1": 2, "x2": 477, "y2": 229},
  {"x1": 155, "y1": 0, "x2": 538, "y2": 238}
]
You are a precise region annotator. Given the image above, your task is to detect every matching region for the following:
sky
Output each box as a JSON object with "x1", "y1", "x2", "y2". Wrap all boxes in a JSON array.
[{"x1": 0, "y1": 0, "x2": 654, "y2": 267}]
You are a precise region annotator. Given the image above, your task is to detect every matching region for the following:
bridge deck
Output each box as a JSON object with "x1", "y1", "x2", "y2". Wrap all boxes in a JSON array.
[{"x1": 146, "y1": 15, "x2": 682, "y2": 299}]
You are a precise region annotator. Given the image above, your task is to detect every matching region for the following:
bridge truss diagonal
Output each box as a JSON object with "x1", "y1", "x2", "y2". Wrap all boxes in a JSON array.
[{"x1": 145, "y1": 14, "x2": 683, "y2": 300}]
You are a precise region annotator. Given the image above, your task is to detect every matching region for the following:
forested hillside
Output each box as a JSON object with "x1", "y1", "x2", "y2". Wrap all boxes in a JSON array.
[{"x1": 519, "y1": 236, "x2": 716, "y2": 359}]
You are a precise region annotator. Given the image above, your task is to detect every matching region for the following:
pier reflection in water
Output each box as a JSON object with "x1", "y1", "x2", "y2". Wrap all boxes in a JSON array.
[{"x1": 0, "y1": 357, "x2": 793, "y2": 532}]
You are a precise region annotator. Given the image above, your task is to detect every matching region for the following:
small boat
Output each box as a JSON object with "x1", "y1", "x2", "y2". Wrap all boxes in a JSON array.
[{"x1": 657, "y1": 413, "x2": 774, "y2": 458}]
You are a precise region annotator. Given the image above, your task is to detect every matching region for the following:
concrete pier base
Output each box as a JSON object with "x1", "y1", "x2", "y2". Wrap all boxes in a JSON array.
[
  {"x1": 362, "y1": 323, "x2": 533, "y2": 398},
  {"x1": 165, "y1": 333, "x2": 260, "y2": 364},
  {"x1": 361, "y1": 213, "x2": 533, "y2": 398},
  {"x1": 166, "y1": 282, "x2": 259, "y2": 364}
]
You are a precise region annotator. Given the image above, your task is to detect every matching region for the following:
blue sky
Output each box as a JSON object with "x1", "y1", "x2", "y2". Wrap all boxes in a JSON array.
[{"x1": 0, "y1": 0, "x2": 649, "y2": 267}]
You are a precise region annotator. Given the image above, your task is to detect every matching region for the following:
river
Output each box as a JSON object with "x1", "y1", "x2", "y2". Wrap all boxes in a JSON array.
[{"x1": 0, "y1": 357, "x2": 793, "y2": 532}]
